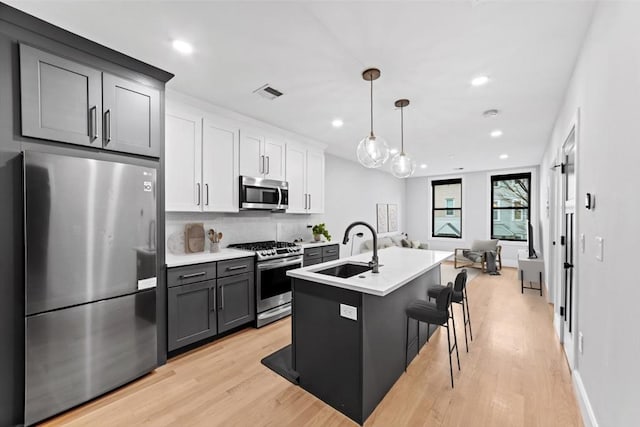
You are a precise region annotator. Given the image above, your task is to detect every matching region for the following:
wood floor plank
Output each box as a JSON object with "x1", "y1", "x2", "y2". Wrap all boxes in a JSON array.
[{"x1": 40, "y1": 265, "x2": 582, "y2": 427}]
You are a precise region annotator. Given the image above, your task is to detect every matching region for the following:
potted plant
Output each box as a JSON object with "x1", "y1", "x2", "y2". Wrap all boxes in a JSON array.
[{"x1": 312, "y1": 223, "x2": 331, "y2": 242}]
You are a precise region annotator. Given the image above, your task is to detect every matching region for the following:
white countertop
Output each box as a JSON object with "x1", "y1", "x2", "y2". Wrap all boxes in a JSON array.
[
  {"x1": 287, "y1": 246, "x2": 453, "y2": 296},
  {"x1": 166, "y1": 248, "x2": 255, "y2": 268},
  {"x1": 297, "y1": 240, "x2": 339, "y2": 249}
]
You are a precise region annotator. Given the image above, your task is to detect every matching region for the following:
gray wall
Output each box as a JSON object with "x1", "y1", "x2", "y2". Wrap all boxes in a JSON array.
[{"x1": 539, "y1": 3, "x2": 640, "y2": 426}]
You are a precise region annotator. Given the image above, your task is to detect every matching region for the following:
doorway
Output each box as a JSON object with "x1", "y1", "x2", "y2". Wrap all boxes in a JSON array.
[{"x1": 555, "y1": 116, "x2": 578, "y2": 369}]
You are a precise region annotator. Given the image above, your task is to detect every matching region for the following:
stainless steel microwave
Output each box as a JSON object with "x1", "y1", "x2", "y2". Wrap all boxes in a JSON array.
[{"x1": 239, "y1": 176, "x2": 289, "y2": 211}]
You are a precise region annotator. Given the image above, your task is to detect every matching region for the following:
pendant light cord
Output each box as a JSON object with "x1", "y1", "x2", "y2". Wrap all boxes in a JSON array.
[
  {"x1": 400, "y1": 105, "x2": 404, "y2": 154},
  {"x1": 370, "y1": 77, "x2": 374, "y2": 138}
]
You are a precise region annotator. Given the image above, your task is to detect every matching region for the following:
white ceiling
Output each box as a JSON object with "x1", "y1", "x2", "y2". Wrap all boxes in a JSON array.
[{"x1": 7, "y1": 0, "x2": 596, "y2": 177}]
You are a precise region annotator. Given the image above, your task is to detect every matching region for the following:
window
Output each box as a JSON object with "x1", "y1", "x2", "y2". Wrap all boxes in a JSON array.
[
  {"x1": 491, "y1": 173, "x2": 531, "y2": 241},
  {"x1": 432, "y1": 178, "x2": 462, "y2": 238}
]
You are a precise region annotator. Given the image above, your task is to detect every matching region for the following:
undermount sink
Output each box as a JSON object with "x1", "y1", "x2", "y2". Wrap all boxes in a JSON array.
[{"x1": 315, "y1": 262, "x2": 372, "y2": 278}]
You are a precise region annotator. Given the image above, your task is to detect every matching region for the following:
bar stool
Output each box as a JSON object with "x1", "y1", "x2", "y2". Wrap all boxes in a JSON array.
[
  {"x1": 405, "y1": 284, "x2": 460, "y2": 388},
  {"x1": 428, "y1": 269, "x2": 472, "y2": 352}
]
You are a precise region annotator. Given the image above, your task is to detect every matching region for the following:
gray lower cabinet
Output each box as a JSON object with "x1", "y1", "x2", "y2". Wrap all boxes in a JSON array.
[
  {"x1": 303, "y1": 244, "x2": 339, "y2": 266},
  {"x1": 20, "y1": 43, "x2": 102, "y2": 147},
  {"x1": 167, "y1": 257, "x2": 255, "y2": 352},
  {"x1": 217, "y1": 272, "x2": 255, "y2": 333},
  {"x1": 168, "y1": 280, "x2": 217, "y2": 352},
  {"x1": 19, "y1": 44, "x2": 161, "y2": 157}
]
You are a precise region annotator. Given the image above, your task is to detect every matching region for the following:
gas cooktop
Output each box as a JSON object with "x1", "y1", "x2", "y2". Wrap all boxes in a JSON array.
[{"x1": 228, "y1": 240, "x2": 302, "y2": 261}]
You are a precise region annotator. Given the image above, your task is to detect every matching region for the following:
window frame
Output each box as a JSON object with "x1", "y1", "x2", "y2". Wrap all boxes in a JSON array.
[
  {"x1": 490, "y1": 172, "x2": 531, "y2": 241},
  {"x1": 432, "y1": 178, "x2": 463, "y2": 239}
]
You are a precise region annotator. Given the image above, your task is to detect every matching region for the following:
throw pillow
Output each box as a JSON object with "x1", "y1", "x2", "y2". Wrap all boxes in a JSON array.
[
  {"x1": 401, "y1": 239, "x2": 411, "y2": 248},
  {"x1": 390, "y1": 234, "x2": 404, "y2": 246},
  {"x1": 411, "y1": 240, "x2": 421, "y2": 249}
]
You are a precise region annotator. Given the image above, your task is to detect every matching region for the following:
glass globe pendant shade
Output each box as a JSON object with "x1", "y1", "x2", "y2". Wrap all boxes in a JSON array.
[
  {"x1": 390, "y1": 152, "x2": 416, "y2": 178},
  {"x1": 356, "y1": 134, "x2": 390, "y2": 168}
]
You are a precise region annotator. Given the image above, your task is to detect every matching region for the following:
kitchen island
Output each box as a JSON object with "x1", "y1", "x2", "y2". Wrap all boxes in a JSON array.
[{"x1": 286, "y1": 247, "x2": 452, "y2": 424}]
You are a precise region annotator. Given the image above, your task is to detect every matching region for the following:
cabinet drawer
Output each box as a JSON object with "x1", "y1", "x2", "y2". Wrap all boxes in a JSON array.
[
  {"x1": 303, "y1": 257, "x2": 323, "y2": 267},
  {"x1": 303, "y1": 248, "x2": 322, "y2": 264},
  {"x1": 322, "y1": 245, "x2": 339, "y2": 258},
  {"x1": 167, "y1": 263, "x2": 217, "y2": 287},
  {"x1": 217, "y1": 257, "x2": 254, "y2": 278},
  {"x1": 323, "y1": 253, "x2": 339, "y2": 263}
]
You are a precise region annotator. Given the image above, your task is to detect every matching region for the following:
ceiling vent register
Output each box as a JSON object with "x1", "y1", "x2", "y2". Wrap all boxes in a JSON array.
[{"x1": 253, "y1": 84, "x2": 284, "y2": 100}]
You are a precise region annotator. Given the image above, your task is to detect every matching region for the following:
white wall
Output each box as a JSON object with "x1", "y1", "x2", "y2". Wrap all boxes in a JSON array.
[
  {"x1": 539, "y1": 3, "x2": 640, "y2": 426},
  {"x1": 406, "y1": 167, "x2": 539, "y2": 267}
]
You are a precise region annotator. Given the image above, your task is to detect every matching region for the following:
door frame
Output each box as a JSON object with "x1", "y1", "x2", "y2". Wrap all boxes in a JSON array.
[{"x1": 554, "y1": 108, "x2": 580, "y2": 369}]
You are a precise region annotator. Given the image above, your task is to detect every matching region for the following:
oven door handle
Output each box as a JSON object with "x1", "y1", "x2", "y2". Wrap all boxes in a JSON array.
[
  {"x1": 277, "y1": 187, "x2": 282, "y2": 207},
  {"x1": 258, "y1": 257, "x2": 303, "y2": 270}
]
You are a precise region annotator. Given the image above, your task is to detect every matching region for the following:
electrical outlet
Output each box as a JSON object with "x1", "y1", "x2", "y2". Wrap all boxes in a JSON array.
[
  {"x1": 579, "y1": 332, "x2": 584, "y2": 354},
  {"x1": 339, "y1": 303, "x2": 358, "y2": 321}
]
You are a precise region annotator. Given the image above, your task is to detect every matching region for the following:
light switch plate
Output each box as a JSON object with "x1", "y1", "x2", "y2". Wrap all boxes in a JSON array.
[
  {"x1": 339, "y1": 303, "x2": 358, "y2": 321},
  {"x1": 595, "y1": 236, "x2": 604, "y2": 261}
]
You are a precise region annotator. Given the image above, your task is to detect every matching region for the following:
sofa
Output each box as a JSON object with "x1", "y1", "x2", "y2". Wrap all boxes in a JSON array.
[{"x1": 360, "y1": 234, "x2": 429, "y2": 253}]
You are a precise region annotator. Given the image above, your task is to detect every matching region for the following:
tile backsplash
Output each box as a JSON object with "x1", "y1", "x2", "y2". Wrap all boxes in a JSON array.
[{"x1": 166, "y1": 211, "x2": 322, "y2": 254}]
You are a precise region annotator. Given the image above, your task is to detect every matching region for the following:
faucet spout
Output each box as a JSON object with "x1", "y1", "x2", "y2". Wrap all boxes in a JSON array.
[{"x1": 342, "y1": 221, "x2": 380, "y2": 273}]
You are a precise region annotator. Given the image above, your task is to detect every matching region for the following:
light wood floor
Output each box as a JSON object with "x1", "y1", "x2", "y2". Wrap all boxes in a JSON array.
[{"x1": 42, "y1": 266, "x2": 583, "y2": 427}]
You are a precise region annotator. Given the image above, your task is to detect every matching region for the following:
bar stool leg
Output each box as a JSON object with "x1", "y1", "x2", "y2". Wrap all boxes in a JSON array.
[
  {"x1": 460, "y1": 300, "x2": 469, "y2": 352},
  {"x1": 465, "y1": 288, "x2": 473, "y2": 341},
  {"x1": 445, "y1": 319, "x2": 454, "y2": 388},
  {"x1": 450, "y1": 307, "x2": 461, "y2": 371}
]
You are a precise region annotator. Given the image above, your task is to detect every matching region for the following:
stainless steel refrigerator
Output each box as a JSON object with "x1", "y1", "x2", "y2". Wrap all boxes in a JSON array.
[{"x1": 24, "y1": 151, "x2": 158, "y2": 425}]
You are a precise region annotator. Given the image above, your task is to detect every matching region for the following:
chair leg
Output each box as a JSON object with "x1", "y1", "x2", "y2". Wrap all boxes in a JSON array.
[
  {"x1": 405, "y1": 316, "x2": 409, "y2": 371},
  {"x1": 460, "y1": 301, "x2": 469, "y2": 352},
  {"x1": 450, "y1": 307, "x2": 461, "y2": 371},
  {"x1": 445, "y1": 320, "x2": 454, "y2": 388},
  {"x1": 417, "y1": 320, "x2": 421, "y2": 353},
  {"x1": 465, "y1": 289, "x2": 473, "y2": 341},
  {"x1": 426, "y1": 323, "x2": 430, "y2": 342}
]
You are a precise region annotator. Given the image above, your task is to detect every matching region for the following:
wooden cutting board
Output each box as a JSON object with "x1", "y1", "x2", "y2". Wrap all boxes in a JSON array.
[{"x1": 184, "y1": 223, "x2": 205, "y2": 253}]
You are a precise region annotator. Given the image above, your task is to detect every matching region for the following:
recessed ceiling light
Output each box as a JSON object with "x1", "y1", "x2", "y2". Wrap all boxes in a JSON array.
[
  {"x1": 483, "y1": 109, "x2": 500, "y2": 118},
  {"x1": 389, "y1": 148, "x2": 399, "y2": 155},
  {"x1": 331, "y1": 119, "x2": 343, "y2": 128},
  {"x1": 499, "y1": 154, "x2": 509, "y2": 160},
  {"x1": 172, "y1": 40, "x2": 193, "y2": 55},
  {"x1": 490, "y1": 130, "x2": 503, "y2": 138},
  {"x1": 420, "y1": 164, "x2": 427, "y2": 169},
  {"x1": 454, "y1": 167, "x2": 465, "y2": 171},
  {"x1": 471, "y1": 75, "x2": 490, "y2": 87}
]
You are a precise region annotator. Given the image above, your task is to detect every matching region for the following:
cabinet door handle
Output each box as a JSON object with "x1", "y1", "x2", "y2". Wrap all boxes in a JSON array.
[
  {"x1": 179, "y1": 271, "x2": 206, "y2": 279},
  {"x1": 326, "y1": 250, "x2": 337, "y2": 254},
  {"x1": 259, "y1": 155, "x2": 264, "y2": 174},
  {"x1": 266, "y1": 156, "x2": 270, "y2": 175},
  {"x1": 196, "y1": 183, "x2": 201, "y2": 206},
  {"x1": 89, "y1": 106, "x2": 97, "y2": 140},
  {"x1": 205, "y1": 183, "x2": 209, "y2": 206},
  {"x1": 304, "y1": 193, "x2": 308, "y2": 210},
  {"x1": 209, "y1": 287, "x2": 216, "y2": 312},
  {"x1": 227, "y1": 265, "x2": 247, "y2": 271},
  {"x1": 307, "y1": 251, "x2": 320, "y2": 257},
  {"x1": 219, "y1": 285, "x2": 225, "y2": 310},
  {"x1": 308, "y1": 194, "x2": 311, "y2": 210},
  {"x1": 104, "y1": 109, "x2": 111, "y2": 144}
]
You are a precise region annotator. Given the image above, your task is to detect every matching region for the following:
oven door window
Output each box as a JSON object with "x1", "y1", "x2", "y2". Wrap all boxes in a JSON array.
[
  {"x1": 244, "y1": 186, "x2": 279, "y2": 205},
  {"x1": 260, "y1": 263, "x2": 299, "y2": 300}
]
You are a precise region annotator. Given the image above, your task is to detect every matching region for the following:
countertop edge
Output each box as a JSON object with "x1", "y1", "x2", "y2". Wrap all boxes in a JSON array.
[{"x1": 166, "y1": 249, "x2": 256, "y2": 267}]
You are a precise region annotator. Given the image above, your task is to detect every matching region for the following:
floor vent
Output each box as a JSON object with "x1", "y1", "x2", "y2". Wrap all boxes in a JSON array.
[{"x1": 253, "y1": 84, "x2": 284, "y2": 100}]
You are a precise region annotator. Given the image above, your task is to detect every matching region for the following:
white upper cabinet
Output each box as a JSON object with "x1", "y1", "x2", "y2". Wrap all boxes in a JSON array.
[
  {"x1": 285, "y1": 143, "x2": 324, "y2": 214},
  {"x1": 202, "y1": 116, "x2": 239, "y2": 212},
  {"x1": 165, "y1": 106, "x2": 202, "y2": 212},
  {"x1": 165, "y1": 101, "x2": 239, "y2": 212},
  {"x1": 285, "y1": 144, "x2": 307, "y2": 214},
  {"x1": 240, "y1": 130, "x2": 286, "y2": 181}
]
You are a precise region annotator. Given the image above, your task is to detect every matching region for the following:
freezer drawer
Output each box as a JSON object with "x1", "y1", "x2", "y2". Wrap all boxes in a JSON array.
[{"x1": 25, "y1": 290, "x2": 156, "y2": 426}]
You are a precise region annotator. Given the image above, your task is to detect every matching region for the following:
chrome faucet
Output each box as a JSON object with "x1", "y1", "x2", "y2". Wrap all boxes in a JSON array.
[{"x1": 342, "y1": 221, "x2": 380, "y2": 273}]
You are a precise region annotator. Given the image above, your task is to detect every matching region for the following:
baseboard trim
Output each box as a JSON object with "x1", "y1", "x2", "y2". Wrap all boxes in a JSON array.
[{"x1": 573, "y1": 370, "x2": 598, "y2": 427}]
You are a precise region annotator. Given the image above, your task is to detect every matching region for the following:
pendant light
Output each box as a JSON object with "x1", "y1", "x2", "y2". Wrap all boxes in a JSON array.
[
  {"x1": 390, "y1": 99, "x2": 416, "y2": 178},
  {"x1": 356, "y1": 68, "x2": 390, "y2": 168}
]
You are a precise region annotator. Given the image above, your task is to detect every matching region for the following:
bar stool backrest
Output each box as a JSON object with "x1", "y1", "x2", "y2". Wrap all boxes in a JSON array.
[
  {"x1": 435, "y1": 284, "x2": 453, "y2": 312},
  {"x1": 453, "y1": 269, "x2": 468, "y2": 293}
]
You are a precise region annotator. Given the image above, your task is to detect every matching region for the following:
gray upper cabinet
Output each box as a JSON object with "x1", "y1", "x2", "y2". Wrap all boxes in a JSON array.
[
  {"x1": 20, "y1": 44, "x2": 161, "y2": 157},
  {"x1": 102, "y1": 74, "x2": 160, "y2": 157},
  {"x1": 20, "y1": 44, "x2": 102, "y2": 147}
]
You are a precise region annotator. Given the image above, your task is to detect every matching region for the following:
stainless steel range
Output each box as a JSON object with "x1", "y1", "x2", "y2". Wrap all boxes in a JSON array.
[{"x1": 228, "y1": 241, "x2": 302, "y2": 327}]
